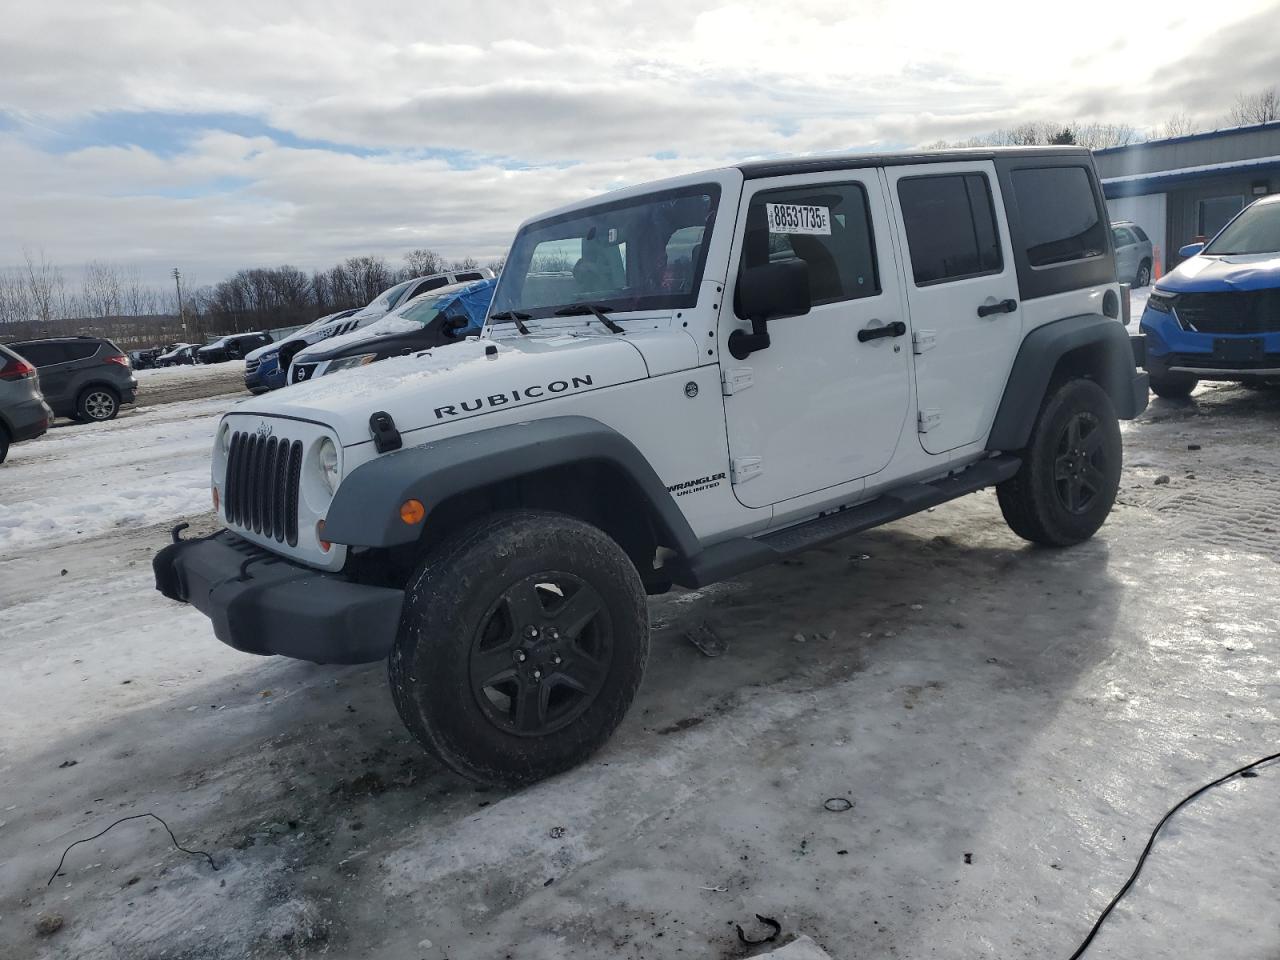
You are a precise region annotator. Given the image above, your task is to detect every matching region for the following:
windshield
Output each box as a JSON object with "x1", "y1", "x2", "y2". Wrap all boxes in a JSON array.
[
  {"x1": 1204, "y1": 200, "x2": 1280, "y2": 255},
  {"x1": 397, "y1": 289, "x2": 456, "y2": 326},
  {"x1": 489, "y1": 183, "x2": 720, "y2": 321},
  {"x1": 360, "y1": 279, "x2": 413, "y2": 315}
]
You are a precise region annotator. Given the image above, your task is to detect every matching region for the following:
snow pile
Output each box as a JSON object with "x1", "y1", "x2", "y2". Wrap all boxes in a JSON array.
[
  {"x1": 135, "y1": 360, "x2": 246, "y2": 382},
  {"x1": 0, "y1": 468, "x2": 210, "y2": 549}
]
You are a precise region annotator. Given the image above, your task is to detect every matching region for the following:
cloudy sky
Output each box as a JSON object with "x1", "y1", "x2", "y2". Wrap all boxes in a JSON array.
[{"x1": 2, "y1": 0, "x2": 1277, "y2": 288}]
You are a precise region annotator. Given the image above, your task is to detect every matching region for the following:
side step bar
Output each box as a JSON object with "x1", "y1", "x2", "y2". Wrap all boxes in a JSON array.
[{"x1": 673, "y1": 455, "x2": 1021, "y2": 588}]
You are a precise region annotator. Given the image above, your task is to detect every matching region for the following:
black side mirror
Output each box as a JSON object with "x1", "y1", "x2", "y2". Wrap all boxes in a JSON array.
[
  {"x1": 442, "y1": 314, "x2": 470, "y2": 338},
  {"x1": 729, "y1": 260, "x2": 811, "y2": 359}
]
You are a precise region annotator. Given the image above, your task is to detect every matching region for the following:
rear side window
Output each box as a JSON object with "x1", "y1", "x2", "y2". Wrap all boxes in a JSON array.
[
  {"x1": 737, "y1": 181, "x2": 880, "y2": 310},
  {"x1": 1010, "y1": 166, "x2": 1107, "y2": 266},
  {"x1": 10, "y1": 342, "x2": 65, "y2": 366},
  {"x1": 455, "y1": 272, "x2": 484, "y2": 281},
  {"x1": 1111, "y1": 227, "x2": 1135, "y2": 246},
  {"x1": 898, "y1": 174, "x2": 1002, "y2": 285},
  {"x1": 64, "y1": 341, "x2": 100, "y2": 361},
  {"x1": 1132, "y1": 225, "x2": 1149, "y2": 242}
]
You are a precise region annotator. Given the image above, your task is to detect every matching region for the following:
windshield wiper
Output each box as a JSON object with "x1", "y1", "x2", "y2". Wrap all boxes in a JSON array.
[
  {"x1": 489, "y1": 310, "x2": 532, "y2": 335},
  {"x1": 554, "y1": 303, "x2": 624, "y2": 334}
]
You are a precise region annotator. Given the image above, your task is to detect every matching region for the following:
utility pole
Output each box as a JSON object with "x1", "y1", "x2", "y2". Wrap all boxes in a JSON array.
[{"x1": 172, "y1": 268, "x2": 188, "y2": 340}]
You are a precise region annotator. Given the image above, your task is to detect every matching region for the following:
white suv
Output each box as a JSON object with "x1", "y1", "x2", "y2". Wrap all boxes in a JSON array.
[{"x1": 156, "y1": 146, "x2": 1146, "y2": 785}]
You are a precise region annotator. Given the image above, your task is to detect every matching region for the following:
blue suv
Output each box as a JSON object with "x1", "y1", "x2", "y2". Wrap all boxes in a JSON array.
[{"x1": 1139, "y1": 194, "x2": 1280, "y2": 398}]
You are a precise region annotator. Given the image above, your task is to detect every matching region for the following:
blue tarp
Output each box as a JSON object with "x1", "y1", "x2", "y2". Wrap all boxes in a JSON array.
[{"x1": 438, "y1": 278, "x2": 497, "y2": 335}]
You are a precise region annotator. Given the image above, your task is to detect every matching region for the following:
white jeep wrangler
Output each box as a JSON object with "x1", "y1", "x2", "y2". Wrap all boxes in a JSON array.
[{"x1": 155, "y1": 146, "x2": 1147, "y2": 785}]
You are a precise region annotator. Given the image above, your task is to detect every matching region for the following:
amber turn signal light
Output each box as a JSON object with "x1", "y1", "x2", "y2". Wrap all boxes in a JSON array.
[
  {"x1": 212, "y1": 486, "x2": 220, "y2": 513},
  {"x1": 399, "y1": 499, "x2": 426, "y2": 525}
]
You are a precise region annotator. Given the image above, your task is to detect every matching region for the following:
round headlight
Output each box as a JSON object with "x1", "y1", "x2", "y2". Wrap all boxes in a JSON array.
[{"x1": 317, "y1": 438, "x2": 340, "y2": 495}]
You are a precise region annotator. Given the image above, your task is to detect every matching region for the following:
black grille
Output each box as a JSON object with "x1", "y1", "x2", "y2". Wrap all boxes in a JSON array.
[
  {"x1": 245, "y1": 357, "x2": 261, "y2": 374},
  {"x1": 1175, "y1": 290, "x2": 1280, "y2": 335},
  {"x1": 224, "y1": 431, "x2": 303, "y2": 546}
]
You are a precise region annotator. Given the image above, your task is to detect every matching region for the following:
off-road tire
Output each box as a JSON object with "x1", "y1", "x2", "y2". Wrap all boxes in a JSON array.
[
  {"x1": 1136, "y1": 259, "x2": 1152, "y2": 288},
  {"x1": 76, "y1": 386, "x2": 119, "y2": 422},
  {"x1": 389, "y1": 510, "x2": 649, "y2": 786},
  {"x1": 1148, "y1": 371, "x2": 1198, "y2": 399},
  {"x1": 997, "y1": 378, "x2": 1122, "y2": 547}
]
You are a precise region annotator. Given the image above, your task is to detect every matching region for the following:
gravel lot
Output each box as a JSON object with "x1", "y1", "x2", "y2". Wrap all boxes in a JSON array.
[{"x1": 1, "y1": 377, "x2": 1278, "y2": 960}]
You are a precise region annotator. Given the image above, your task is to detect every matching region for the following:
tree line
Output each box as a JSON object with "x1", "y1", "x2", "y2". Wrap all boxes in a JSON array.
[
  {"x1": 0, "y1": 247, "x2": 505, "y2": 347},
  {"x1": 928, "y1": 85, "x2": 1279, "y2": 149}
]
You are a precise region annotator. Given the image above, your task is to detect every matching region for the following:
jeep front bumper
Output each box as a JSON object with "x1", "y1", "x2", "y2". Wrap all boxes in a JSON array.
[{"x1": 153, "y1": 530, "x2": 403, "y2": 665}]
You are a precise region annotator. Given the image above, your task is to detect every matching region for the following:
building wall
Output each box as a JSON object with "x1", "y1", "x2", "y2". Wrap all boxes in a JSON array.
[
  {"x1": 1094, "y1": 123, "x2": 1280, "y2": 179},
  {"x1": 1166, "y1": 171, "x2": 1272, "y2": 265}
]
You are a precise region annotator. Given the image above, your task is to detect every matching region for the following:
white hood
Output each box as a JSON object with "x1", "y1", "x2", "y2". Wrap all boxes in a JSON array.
[{"x1": 232, "y1": 333, "x2": 651, "y2": 446}]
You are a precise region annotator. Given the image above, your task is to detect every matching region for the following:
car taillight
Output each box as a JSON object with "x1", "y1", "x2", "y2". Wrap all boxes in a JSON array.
[
  {"x1": 0, "y1": 357, "x2": 35, "y2": 382},
  {"x1": 105, "y1": 354, "x2": 131, "y2": 367}
]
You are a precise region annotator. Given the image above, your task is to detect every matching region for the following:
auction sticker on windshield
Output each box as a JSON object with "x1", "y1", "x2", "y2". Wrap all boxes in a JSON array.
[{"x1": 766, "y1": 203, "x2": 831, "y2": 236}]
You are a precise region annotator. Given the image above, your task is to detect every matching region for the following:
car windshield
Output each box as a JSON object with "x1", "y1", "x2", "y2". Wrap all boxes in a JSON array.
[
  {"x1": 489, "y1": 183, "x2": 720, "y2": 321},
  {"x1": 1204, "y1": 200, "x2": 1280, "y2": 255},
  {"x1": 397, "y1": 289, "x2": 457, "y2": 326},
  {"x1": 361, "y1": 280, "x2": 413, "y2": 314}
]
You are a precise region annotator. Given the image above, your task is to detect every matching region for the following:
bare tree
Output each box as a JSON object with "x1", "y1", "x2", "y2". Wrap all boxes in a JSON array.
[
  {"x1": 1160, "y1": 112, "x2": 1197, "y2": 139},
  {"x1": 450, "y1": 256, "x2": 480, "y2": 271},
  {"x1": 487, "y1": 255, "x2": 507, "y2": 276},
  {"x1": 0, "y1": 269, "x2": 31, "y2": 325},
  {"x1": 82, "y1": 260, "x2": 123, "y2": 318},
  {"x1": 1228, "y1": 88, "x2": 1280, "y2": 125},
  {"x1": 404, "y1": 248, "x2": 447, "y2": 277},
  {"x1": 1072, "y1": 123, "x2": 1139, "y2": 149},
  {"x1": 23, "y1": 247, "x2": 66, "y2": 323},
  {"x1": 120, "y1": 265, "x2": 158, "y2": 316}
]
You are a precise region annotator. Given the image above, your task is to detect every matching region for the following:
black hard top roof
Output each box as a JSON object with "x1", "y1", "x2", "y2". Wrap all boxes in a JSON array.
[{"x1": 736, "y1": 145, "x2": 1093, "y2": 180}]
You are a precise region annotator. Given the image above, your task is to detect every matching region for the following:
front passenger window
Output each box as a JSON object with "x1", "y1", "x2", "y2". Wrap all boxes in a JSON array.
[{"x1": 737, "y1": 182, "x2": 880, "y2": 313}]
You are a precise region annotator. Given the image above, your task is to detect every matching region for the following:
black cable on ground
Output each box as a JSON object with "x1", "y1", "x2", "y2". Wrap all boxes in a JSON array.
[
  {"x1": 1068, "y1": 750, "x2": 1280, "y2": 959},
  {"x1": 47, "y1": 813, "x2": 216, "y2": 886}
]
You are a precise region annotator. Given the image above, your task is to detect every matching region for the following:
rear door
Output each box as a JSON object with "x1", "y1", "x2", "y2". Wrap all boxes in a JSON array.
[
  {"x1": 721, "y1": 170, "x2": 911, "y2": 508},
  {"x1": 14, "y1": 342, "x2": 73, "y2": 408},
  {"x1": 885, "y1": 162, "x2": 1021, "y2": 455}
]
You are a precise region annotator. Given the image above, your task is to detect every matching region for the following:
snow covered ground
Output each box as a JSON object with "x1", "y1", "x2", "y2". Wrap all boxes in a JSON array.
[
  {"x1": 134, "y1": 360, "x2": 247, "y2": 383},
  {"x1": 2, "y1": 382, "x2": 1279, "y2": 960}
]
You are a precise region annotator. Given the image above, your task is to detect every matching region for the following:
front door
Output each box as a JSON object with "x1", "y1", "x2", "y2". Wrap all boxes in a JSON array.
[
  {"x1": 884, "y1": 161, "x2": 1022, "y2": 455},
  {"x1": 721, "y1": 172, "x2": 911, "y2": 509}
]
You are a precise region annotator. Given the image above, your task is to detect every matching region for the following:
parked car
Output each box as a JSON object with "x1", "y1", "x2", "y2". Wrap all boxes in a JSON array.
[
  {"x1": 198, "y1": 332, "x2": 272, "y2": 364},
  {"x1": 245, "y1": 310, "x2": 360, "y2": 394},
  {"x1": 1111, "y1": 220, "x2": 1154, "y2": 287},
  {"x1": 157, "y1": 343, "x2": 197, "y2": 366},
  {"x1": 156, "y1": 145, "x2": 1145, "y2": 786},
  {"x1": 5, "y1": 336, "x2": 137, "y2": 421},
  {"x1": 0, "y1": 343, "x2": 53, "y2": 463},
  {"x1": 288, "y1": 278, "x2": 496, "y2": 383},
  {"x1": 1136, "y1": 194, "x2": 1280, "y2": 398}
]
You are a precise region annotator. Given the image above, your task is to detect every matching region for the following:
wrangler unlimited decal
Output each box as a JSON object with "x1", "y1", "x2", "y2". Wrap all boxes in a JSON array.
[
  {"x1": 434, "y1": 375, "x2": 594, "y2": 420},
  {"x1": 667, "y1": 471, "x2": 726, "y2": 497}
]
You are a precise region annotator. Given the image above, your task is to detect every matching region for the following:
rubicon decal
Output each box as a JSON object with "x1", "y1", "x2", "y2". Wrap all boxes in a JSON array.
[
  {"x1": 667, "y1": 471, "x2": 726, "y2": 497},
  {"x1": 434, "y1": 375, "x2": 595, "y2": 420}
]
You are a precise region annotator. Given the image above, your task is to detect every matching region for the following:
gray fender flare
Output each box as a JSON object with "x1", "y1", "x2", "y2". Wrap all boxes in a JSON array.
[
  {"x1": 986, "y1": 313, "x2": 1146, "y2": 452},
  {"x1": 322, "y1": 415, "x2": 701, "y2": 554}
]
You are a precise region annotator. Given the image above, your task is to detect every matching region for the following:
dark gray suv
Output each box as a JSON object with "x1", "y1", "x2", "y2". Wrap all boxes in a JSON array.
[
  {"x1": 0, "y1": 343, "x2": 53, "y2": 462},
  {"x1": 6, "y1": 336, "x2": 138, "y2": 422}
]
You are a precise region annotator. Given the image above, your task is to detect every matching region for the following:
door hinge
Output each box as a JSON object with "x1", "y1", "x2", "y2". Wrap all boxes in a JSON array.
[
  {"x1": 918, "y1": 409, "x2": 942, "y2": 433},
  {"x1": 731, "y1": 456, "x2": 763, "y2": 483},
  {"x1": 721, "y1": 367, "x2": 754, "y2": 396},
  {"x1": 913, "y1": 330, "x2": 937, "y2": 354}
]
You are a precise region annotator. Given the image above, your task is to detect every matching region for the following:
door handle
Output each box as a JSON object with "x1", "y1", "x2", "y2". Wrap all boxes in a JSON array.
[
  {"x1": 977, "y1": 298, "x2": 1018, "y2": 318},
  {"x1": 857, "y1": 320, "x2": 907, "y2": 343}
]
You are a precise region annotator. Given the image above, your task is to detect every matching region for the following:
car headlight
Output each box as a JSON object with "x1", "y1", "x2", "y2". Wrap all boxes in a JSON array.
[
  {"x1": 317, "y1": 437, "x2": 340, "y2": 495},
  {"x1": 1146, "y1": 288, "x2": 1177, "y2": 314},
  {"x1": 324, "y1": 353, "x2": 378, "y2": 375}
]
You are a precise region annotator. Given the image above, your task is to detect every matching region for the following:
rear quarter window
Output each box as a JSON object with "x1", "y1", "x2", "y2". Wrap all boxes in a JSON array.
[
  {"x1": 1010, "y1": 166, "x2": 1107, "y2": 267},
  {"x1": 64, "y1": 342, "x2": 101, "y2": 361}
]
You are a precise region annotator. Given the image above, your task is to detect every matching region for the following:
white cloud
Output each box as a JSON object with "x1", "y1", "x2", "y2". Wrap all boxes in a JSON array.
[{"x1": 1, "y1": 0, "x2": 1277, "y2": 283}]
